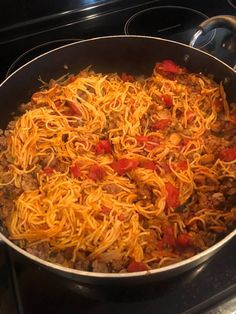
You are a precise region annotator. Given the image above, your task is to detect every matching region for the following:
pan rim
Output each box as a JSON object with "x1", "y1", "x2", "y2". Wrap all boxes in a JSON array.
[
  {"x1": 0, "y1": 35, "x2": 235, "y2": 88},
  {"x1": 0, "y1": 34, "x2": 235, "y2": 279},
  {"x1": 0, "y1": 227, "x2": 235, "y2": 278}
]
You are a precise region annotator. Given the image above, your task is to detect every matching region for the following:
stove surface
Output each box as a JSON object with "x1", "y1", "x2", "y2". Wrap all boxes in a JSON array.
[
  {"x1": 0, "y1": 0, "x2": 236, "y2": 80},
  {"x1": 1, "y1": 238, "x2": 236, "y2": 314},
  {"x1": 0, "y1": 1, "x2": 236, "y2": 313}
]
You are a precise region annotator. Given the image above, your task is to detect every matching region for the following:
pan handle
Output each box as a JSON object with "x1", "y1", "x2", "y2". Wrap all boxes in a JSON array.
[{"x1": 190, "y1": 15, "x2": 236, "y2": 47}]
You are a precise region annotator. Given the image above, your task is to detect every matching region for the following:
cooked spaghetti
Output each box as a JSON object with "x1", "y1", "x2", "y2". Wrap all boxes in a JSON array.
[{"x1": 0, "y1": 60, "x2": 236, "y2": 273}]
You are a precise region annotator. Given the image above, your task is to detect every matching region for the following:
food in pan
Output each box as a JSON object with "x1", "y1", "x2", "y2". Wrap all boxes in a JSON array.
[{"x1": 0, "y1": 60, "x2": 236, "y2": 273}]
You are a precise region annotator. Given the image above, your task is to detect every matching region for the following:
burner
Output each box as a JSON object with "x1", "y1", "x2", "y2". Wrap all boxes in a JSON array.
[
  {"x1": 6, "y1": 38, "x2": 81, "y2": 77},
  {"x1": 124, "y1": 6, "x2": 216, "y2": 48},
  {"x1": 228, "y1": 0, "x2": 236, "y2": 8}
]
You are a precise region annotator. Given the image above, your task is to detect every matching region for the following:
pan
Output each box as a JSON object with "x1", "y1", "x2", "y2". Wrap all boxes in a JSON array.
[{"x1": 0, "y1": 15, "x2": 235, "y2": 286}]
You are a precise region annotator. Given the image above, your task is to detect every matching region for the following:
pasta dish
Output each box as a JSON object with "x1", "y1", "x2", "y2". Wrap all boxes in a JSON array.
[{"x1": 0, "y1": 60, "x2": 235, "y2": 273}]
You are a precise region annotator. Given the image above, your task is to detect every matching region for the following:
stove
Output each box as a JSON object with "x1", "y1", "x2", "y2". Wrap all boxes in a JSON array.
[{"x1": 0, "y1": 1, "x2": 236, "y2": 313}]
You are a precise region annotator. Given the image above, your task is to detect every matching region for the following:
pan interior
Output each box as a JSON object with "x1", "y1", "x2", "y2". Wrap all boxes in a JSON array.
[{"x1": 0, "y1": 36, "x2": 235, "y2": 281}]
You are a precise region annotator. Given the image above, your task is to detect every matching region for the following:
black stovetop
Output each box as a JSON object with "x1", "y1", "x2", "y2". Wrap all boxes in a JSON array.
[
  {"x1": 0, "y1": 1, "x2": 236, "y2": 313},
  {"x1": 1, "y1": 238, "x2": 236, "y2": 314}
]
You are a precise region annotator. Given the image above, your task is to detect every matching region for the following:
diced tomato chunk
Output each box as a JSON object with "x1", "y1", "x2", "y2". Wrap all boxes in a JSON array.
[
  {"x1": 66, "y1": 100, "x2": 81, "y2": 116},
  {"x1": 141, "y1": 160, "x2": 156, "y2": 170},
  {"x1": 162, "y1": 163, "x2": 172, "y2": 173},
  {"x1": 54, "y1": 100, "x2": 62, "y2": 107},
  {"x1": 186, "y1": 110, "x2": 195, "y2": 123},
  {"x1": 143, "y1": 135, "x2": 161, "y2": 150},
  {"x1": 117, "y1": 212, "x2": 125, "y2": 221},
  {"x1": 152, "y1": 119, "x2": 171, "y2": 130},
  {"x1": 127, "y1": 260, "x2": 148, "y2": 272},
  {"x1": 219, "y1": 147, "x2": 236, "y2": 162},
  {"x1": 43, "y1": 167, "x2": 53, "y2": 176},
  {"x1": 162, "y1": 94, "x2": 173, "y2": 107},
  {"x1": 162, "y1": 226, "x2": 176, "y2": 247},
  {"x1": 121, "y1": 72, "x2": 134, "y2": 82},
  {"x1": 111, "y1": 158, "x2": 139, "y2": 175},
  {"x1": 100, "y1": 206, "x2": 112, "y2": 215},
  {"x1": 68, "y1": 75, "x2": 77, "y2": 83},
  {"x1": 88, "y1": 165, "x2": 105, "y2": 181},
  {"x1": 70, "y1": 163, "x2": 81, "y2": 178},
  {"x1": 165, "y1": 182, "x2": 180, "y2": 209},
  {"x1": 136, "y1": 135, "x2": 149, "y2": 143},
  {"x1": 155, "y1": 60, "x2": 183, "y2": 74},
  {"x1": 95, "y1": 140, "x2": 111, "y2": 155},
  {"x1": 177, "y1": 233, "x2": 191, "y2": 247},
  {"x1": 176, "y1": 160, "x2": 188, "y2": 171},
  {"x1": 181, "y1": 138, "x2": 189, "y2": 146}
]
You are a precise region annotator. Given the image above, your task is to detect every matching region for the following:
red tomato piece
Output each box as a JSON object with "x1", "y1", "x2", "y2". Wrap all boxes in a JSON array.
[
  {"x1": 156, "y1": 60, "x2": 183, "y2": 74},
  {"x1": 70, "y1": 163, "x2": 81, "y2": 178},
  {"x1": 162, "y1": 226, "x2": 176, "y2": 247},
  {"x1": 177, "y1": 233, "x2": 191, "y2": 248},
  {"x1": 162, "y1": 163, "x2": 172, "y2": 173},
  {"x1": 121, "y1": 72, "x2": 134, "y2": 82},
  {"x1": 127, "y1": 260, "x2": 148, "y2": 272},
  {"x1": 157, "y1": 240, "x2": 164, "y2": 251},
  {"x1": 117, "y1": 212, "x2": 125, "y2": 221},
  {"x1": 219, "y1": 147, "x2": 236, "y2": 162},
  {"x1": 165, "y1": 182, "x2": 180, "y2": 209},
  {"x1": 100, "y1": 206, "x2": 112, "y2": 215},
  {"x1": 162, "y1": 94, "x2": 173, "y2": 107},
  {"x1": 66, "y1": 100, "x2": 81, "y2": 116},
  {"x1": 186, "y1": 110, "x2": 195, "y2": 123},
  {"x1": 152, "y1": 119, "x2": 171, "y2": 130},
  {"x1": 43, "y1": 167, "x2": 53, "y2": 176},
  {"x1": 95, "y1": 140, "x2": 111, "y2": 155},
  {"x1": 88, "y1": 165, "x2": 105, "y2": 181},
  {"x1": 54, "y1": 100, "x2": 62, "y2": 108},
  {"x1": 111, "y1": 158, "x2": 139, "y2": 175},
  {"x1": 141, "y1": 160, "x2": 156, "y2": 170},
  {"x1": 136, "y1": 135, "x2": 149, "y2": 143},
  {"x1": 68, "y1": 75, "x2": 77, "y2": 83},
  {"x1": 176, "y1": 160, "x2": 188, "y2": 171},
  {"x1": 181, "y1": 138, "x2": 189, "y2": 146}
]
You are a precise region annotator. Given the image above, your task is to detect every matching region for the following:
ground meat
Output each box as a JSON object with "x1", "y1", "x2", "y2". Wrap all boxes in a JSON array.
[
  {"x1": 220, "y1": 177, "x2": 236, "y2": 194},
  {"x1": 19, "y1": 102, "x2": 32, "y2": 113},
  {"x1": 102, "y1": 183, "x2": 123, "y2": 194},
  {"x1": 144, "y1": 229, "x2": 158, "y2": 254},
  {"x1": 49, "y1": 252, "x2": 65, "y2": 264},
  {"x1": 0, "y1": 186, "x2": 21, "y2": 219},
  {"x1": 74, "y1": 259, "x2": 90, "y2": 271},
  {"x1": 140, "y1": 115, "x2": 148, "y2": 128},
  {"x1": 0, "y1": 135, "x2": 7, "y2": 149},
  {"x1": 108, "y1": 259, "x2": 127, "y2": 272},
  {"x1": 69, "y1": 118, "x2": 83, "y2": 128},
  {"x1": 26, "y1": 242, "x2": 50, "y2": 260},
  {"x1": 54, "y1": 161, "x2": 68, "y2": 173},
  {"x1": 194, "y1": 175, "x2": 219, "y2": 192},
  {"x1": 204, "y1": 134, "x2": 229, "y2": 154},
  {"x1": 137, "y1": 185, "x2": 155, "y2": 202},
  {"x1": 197, "y1": 192, "x2": 213, "y2": 209},
  {"x1": 226, "y1": 195, "x2": 236, "y2": 210},
  {"x1": 211, "y1": 192, "x2": 226, "y2": 209},
  {"x1": 21, "y1": 173, "x2": 38, "y2": 191},
  {"x1": 211, "y1": 120, "x2": 236, "y2": 141},
  {"x1": 91, "y1": 260, "x2": 110, "y2": 273},
  {"x1": 77, "y1": 90, "x2": 88, "y2": 101}
]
